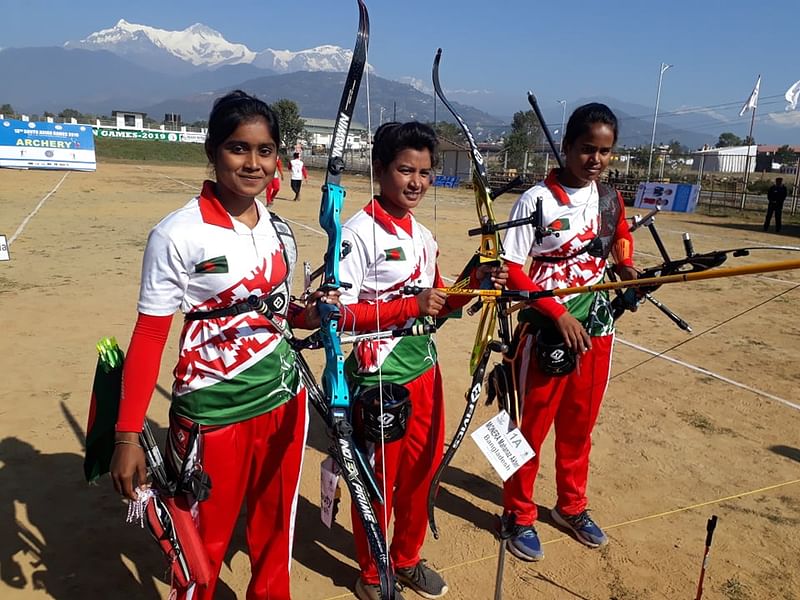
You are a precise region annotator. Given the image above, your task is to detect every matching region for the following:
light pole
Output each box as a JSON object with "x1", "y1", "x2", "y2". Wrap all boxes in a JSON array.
[
  {"x1": 647, "y1": 62, "x2": 672, "y2": 181},
  {"x1": 557, "y1": 100, "x2": 567, "y2": 154}
]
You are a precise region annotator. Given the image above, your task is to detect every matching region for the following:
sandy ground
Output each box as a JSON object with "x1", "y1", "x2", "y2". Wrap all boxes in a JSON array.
[{"x1": 1, "y1": 161, "x2": 799, "y2": 600}]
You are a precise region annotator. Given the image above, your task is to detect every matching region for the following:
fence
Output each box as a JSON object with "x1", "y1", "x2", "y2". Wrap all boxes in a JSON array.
[{"x1": 282, "y1": 146, "x2": 800, "y2": 215}]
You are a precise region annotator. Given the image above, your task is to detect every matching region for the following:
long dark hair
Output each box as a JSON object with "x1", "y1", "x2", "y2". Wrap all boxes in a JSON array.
[
  {"x1": 372, "y1": 121, "x2": 439, "y2": 168},
  {"x1": 562, "y1": 103, "x2": 619, "y2": 149},
  {"x1": 204, "y1": 90, "x2": 280, "y2": 164}
]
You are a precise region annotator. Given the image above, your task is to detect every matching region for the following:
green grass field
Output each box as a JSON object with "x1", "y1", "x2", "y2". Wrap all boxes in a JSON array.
[{"x1": 94, "y1": 136, "x2": 207, "y2": 164}]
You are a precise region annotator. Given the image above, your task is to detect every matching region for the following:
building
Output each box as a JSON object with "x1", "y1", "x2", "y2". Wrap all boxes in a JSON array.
[
  {"x1": 302, "y1": 117, "x2": 368, "y2": 152},
  {"x1": 111, "y1": 110, "x2": 146, "y2": 129},
  {"x1": 691, "y1": 145, "x2": 756, "y2": 173},
  {"x1": 438, "y1": 137, "x2": 472, "y2": 180},
  {"x1": 755, "y1": 144, "x2": 800, "y2": 173}
]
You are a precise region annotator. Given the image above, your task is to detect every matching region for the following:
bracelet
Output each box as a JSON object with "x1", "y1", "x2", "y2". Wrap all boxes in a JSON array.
[{"x1": 114, "y1": 440, "x2": 142, "y2": 448}]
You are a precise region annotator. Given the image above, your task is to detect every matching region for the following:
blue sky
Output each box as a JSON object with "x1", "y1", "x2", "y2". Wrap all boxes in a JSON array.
[{"x1": 2, "y1": 0, "x2": 799, "y2": 137}]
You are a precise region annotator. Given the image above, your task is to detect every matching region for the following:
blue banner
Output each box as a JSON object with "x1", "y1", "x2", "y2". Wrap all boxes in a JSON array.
[
  {"x1": 0, "y1": 119, "x2": 96, "y2": 171},
  {"x1": 634, "y1": 182, "x2": 700, "y2": 213}
]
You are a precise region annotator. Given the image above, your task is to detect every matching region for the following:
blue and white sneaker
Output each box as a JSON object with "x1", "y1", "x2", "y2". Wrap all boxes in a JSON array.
[
  {"x1": 551, "y1": 508, "x2": 609, "y2": 548},
  {"x1": 507, "y1": 524, "x2": 544, "y2": 561}
]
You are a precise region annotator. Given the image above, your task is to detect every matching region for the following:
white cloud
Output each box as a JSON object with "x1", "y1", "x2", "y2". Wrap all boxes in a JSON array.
[
  {"x1": 765, "y1": 111, "x2": 800, "y2": 127},
  {"x1": 398, "y1": 76, "x2": 430, "y2": 93},
  {"x1": 673, "y1": 104, "x2": 731, "y2": 123}
]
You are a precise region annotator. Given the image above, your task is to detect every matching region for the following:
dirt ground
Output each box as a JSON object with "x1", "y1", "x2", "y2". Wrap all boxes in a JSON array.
[{"x1": 1, "y1": 161, "x2": 799, "y2": 600}]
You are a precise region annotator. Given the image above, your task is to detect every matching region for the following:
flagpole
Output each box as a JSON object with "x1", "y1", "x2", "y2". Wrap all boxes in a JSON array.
[{"x1": 739, "y1": 75, "x2": 759, "y2": 210}]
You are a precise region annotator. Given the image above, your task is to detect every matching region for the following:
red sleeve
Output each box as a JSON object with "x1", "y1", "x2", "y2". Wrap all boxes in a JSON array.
[
  {"x1": 302, "y1": 166, "x2": 308, "y2": 179},
  {"x1": 339, "y1": 297, "x2": 420, "y2": 330},
  {"x1": 287, "y1": 302, "x2": 310, "y2": 329},
  {"x1": 506, "y1": 261, "x2": 566, "y2": 321},
  {"x1": 610, "y1": 192, "x2": 635, "y2": 269},
  {"x1": 116, "y1": 313, "x2": 173, "y2": 432}
]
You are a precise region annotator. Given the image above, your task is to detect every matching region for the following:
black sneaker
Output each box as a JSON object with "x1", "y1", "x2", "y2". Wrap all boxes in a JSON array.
[
  {"x1": 354, "y1": 577, "x2": 406, "y2": 600},
  {"x1": 396, "y1": 560, "x2": 448, "y2": 599}
]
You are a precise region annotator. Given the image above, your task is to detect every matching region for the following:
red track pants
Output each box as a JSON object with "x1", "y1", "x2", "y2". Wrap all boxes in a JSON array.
[
  {"x1": 266, "y1": 178, "x2": 281, "y2": 205},
  {"x1": 173, "y1": 389, "x2": 308, "y2": 600},
  {"x1": 503, "y1": 332, "x2": 613, "y2": 525},
  {"x1": 352, "y1": 366, "x2": 445, "y2": 585}
]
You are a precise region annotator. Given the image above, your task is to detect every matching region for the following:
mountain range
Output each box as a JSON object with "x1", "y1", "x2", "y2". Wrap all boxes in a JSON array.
[{"x1": 1, "y1": 19, "x2": 788, "y2": 148}]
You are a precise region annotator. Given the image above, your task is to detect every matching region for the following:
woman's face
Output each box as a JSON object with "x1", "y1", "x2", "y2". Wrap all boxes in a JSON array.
[
  {"x1": 212, "y1": 117, "x2": 277, "y2": 204},
  {"x1": 561, "y1": 122, "x2": 615, "y2": 187},
  {"x1": 375, "y1": 148, "x2": 433, "y2": 218}
]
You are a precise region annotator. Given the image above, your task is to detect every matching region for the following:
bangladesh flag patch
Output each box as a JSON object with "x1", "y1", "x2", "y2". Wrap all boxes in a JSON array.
[
  {"x1": 548, "y1": 218, "x2": 570, "y2": 231},
  {"x1": 385, "y1": 247, "x2": 406, "y2": 261},
  {"x1": 194, "y1": 256, "x2": 229, "y2": 273}
]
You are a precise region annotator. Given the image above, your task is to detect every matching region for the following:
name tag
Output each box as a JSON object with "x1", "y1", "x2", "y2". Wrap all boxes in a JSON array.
[{"x1": 471, "y1": 410, "x2": 534, "y2": 481}]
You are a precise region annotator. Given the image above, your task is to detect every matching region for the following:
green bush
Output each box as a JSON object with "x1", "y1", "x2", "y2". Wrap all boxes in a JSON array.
[{"x1": 746, "y1": 179, "x2": 772, "y2": 194}]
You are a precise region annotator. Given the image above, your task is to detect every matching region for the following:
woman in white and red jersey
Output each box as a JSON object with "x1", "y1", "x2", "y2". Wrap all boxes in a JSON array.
[
  {"x1": 499, "y1": 103, "x2": 638, "y2": 562},
  {"x1": 110, "y1": 90, "x2": 333, "y2": 600},
  {"x1": 338, "y1": 122, "x2": 505, "y2": 600}
]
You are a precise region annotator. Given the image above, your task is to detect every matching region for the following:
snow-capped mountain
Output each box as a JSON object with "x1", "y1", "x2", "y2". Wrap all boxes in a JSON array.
[
  {"x1": 253, "y1": 45, "x2": 356, "y2": 73},
  {"x1": 64, "y1": 19, "x2": 355, "y2": 75}
]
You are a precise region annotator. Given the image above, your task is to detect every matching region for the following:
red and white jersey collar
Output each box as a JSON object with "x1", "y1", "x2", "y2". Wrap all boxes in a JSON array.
[
  {"x1": 197, "y1": 180, "x2": 268, "y2": 230},
  {"x1": 362, "y1": 197, "x2": 414, "y2": 237}
]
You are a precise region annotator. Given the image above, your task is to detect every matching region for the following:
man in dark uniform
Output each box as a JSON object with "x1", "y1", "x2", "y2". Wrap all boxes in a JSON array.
[{"x1": 764, "y1": 177, "x2": 788, "y2": 233}]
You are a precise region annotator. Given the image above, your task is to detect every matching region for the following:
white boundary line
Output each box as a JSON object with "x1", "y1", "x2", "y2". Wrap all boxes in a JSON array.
[
  {"x1": 616, "y1": 337, "x2": 800, "y2": 412},
  {"x1": 9, "y1": 172, "x2": 70, "y2": 245}
]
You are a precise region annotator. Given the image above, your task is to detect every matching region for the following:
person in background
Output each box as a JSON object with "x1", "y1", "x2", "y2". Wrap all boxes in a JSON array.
[
  {"x1": 265, "y1": 154, "x2": 284, "y2": 206},
  {"x1": 499, "y1": 103, "x2": 638, "y2": 562},
  {"x1": 110, "y1": 90, "x2": 335, "y2": 600},
  {"x1": 289, "y1": 152, "x2": 308, "y2": 202},
  {"x1": 764, "y1": 176, "x2": 788, "y2": 233}
]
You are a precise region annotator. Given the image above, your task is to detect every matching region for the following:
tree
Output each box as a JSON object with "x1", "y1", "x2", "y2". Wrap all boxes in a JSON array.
[
  {"x1": 717, "y1": 132, "x2": 742, "y2": 147},
  {"x1": 431, "y1": 121, "x2": 465, "y2": 145},
  {"x1": 58, "y1": 108, "x2": 82, "y2": 121},
  {"x1": 774, "y1": 144, "x2": 797, "y2": 166},
  {"x1": 503, "y1": 110, "x2": 544, "y2": 172},
  {"x1": 666, "y1": 139, "x2": 688, "y2": 155},
  {"x1": 271, "y1": 99, "x2": 306, "y2": 154},
  {"x1": 0, "y1": 103, "x2": 14, "y2": 117}
]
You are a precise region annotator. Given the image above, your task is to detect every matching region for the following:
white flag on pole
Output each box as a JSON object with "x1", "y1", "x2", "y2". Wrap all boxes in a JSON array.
[
  {"x1": 785, "y1": 79, "x2": 800, "y2": 111},
  {"x1": 739, "y1": 75, "x2": 761, "y2": 117}
]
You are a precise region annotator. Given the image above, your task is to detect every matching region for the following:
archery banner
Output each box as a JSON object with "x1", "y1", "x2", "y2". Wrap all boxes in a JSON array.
[
  {"x1": 634, "y1": 182, "x2": 700, "y2": 213},
  {"x1": 0, "y1": 119, "x2": 96, "y2": 171}
]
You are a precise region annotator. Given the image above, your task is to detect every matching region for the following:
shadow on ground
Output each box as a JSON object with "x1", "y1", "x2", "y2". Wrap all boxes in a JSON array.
[{"x1": 769, "y1": 444, "x2": 800, "y2": 463}]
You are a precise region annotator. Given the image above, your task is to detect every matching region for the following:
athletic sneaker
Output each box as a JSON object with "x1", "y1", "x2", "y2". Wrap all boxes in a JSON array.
[
  {"x1": 354, "y1": 577, "x2": 406, "y2": 600},
  {"x1": 507, "y1": 524, "x2": 544, "y2": 561},
  {"x1": 396, "y1": 560, "x2": 449, "y2": 599},
  {"x1": 551, "y1": 507, "x2": 609, "y2": 548}
]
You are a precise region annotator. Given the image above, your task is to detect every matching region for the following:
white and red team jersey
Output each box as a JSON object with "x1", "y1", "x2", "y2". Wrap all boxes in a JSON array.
[
  {"x1": 502, "y1": 173, "x2": 614, "y2": 333},
  {"x1": 289, "y1": 158, "x2": 306, "y2": 180},
  {"x1": 339, "y1": 201, "x2": 438, "y2": 384},
  {"x1": 138, "y1": 180, "x2": 299, "y2": 424}
]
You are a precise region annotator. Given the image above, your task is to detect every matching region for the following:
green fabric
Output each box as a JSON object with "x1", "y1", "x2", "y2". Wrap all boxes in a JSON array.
[
  {"x1": 172, "y1": 338, "x2": 298, "y2": 425},
  {"x1": 520, "y1": 289, "x2": 615, "y2": 337},
  {"x1": 345, "y1": 327, "x2": 437, "y2": 387},
  {"x1": 83, "y1": 338, "x2": 125, "y2": 483}
]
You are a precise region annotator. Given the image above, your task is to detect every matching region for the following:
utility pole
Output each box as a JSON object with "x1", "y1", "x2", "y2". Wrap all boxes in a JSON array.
[
  {"x1": 557, "y1": 100, "x2": 567, "y2": 154},
  {"x1": 647, "y1": 62, "x2": 673, "y2": 181}
]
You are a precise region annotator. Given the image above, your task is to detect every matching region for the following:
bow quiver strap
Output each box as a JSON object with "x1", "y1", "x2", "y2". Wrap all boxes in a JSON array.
[{"x1": 144, "y1": 491, "x2": 212, "y2": 589}]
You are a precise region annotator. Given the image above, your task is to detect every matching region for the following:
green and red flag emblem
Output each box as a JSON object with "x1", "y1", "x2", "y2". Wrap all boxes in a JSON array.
[
  {"x1": 194, "y1": 256, "x2": 229, "y2": 273},
  {"x1": 84, "y1": 337, "x2": 124, "y2": 482},
  {"x1": 385, "y1": 247, "x2": 406, "y2": 261},
  {"x1": 548, "y1": 218, "x2": 570, "y2": 231}
]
